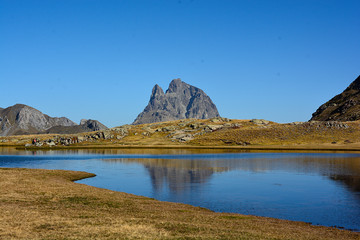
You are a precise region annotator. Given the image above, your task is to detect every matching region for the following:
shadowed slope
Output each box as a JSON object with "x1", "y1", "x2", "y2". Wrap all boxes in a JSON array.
[{"x1": 311, "y1": 75, "x2": 360, "y2": 121}]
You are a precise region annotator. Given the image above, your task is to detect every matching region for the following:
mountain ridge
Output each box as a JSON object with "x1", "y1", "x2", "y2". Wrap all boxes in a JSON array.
[{"x1": 0, "y1": 104, "x2": 107, "y2": 136}]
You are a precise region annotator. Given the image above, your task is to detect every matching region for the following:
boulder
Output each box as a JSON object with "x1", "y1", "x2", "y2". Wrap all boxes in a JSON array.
[{"x1": 250, "y1": 119, "x2": 270, "y2": 125}]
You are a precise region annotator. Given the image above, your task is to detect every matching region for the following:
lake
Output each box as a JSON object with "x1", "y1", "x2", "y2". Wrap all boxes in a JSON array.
[{"x1": 1, "y1": 148, "x2": 360, "y2": 231}]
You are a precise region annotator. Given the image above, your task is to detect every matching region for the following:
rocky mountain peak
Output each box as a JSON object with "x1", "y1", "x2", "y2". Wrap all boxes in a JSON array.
[
  {"x1": 133, "y1": 79, "x2": 220, "y2": 125},
  {"x1": 79, "y1": 119, "x2": 108, "y2": 131},
  {"x1": 0, "y1": 104, "x2": 107, "y2": 136},
  {"x1": 311, "y1": 75, "x2": 360, "y2": 121},
  {"x1": 151, "y1": 84, "x2": 164, "y2": 97},
  {"x1": 167, "y1": 78, "x2": 183, "y2": 93}
]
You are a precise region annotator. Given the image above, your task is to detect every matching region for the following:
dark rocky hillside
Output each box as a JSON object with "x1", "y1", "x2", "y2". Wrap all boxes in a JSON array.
[
  {"x1": 133, "y1": 78, "x2": 220, "y2": 124},
  {"x1": 0, "y1": 104, "x2": 107, "y2": 136},
  {"x1": 311, "y1": 75, "x2": 360, "y2": 121},
  {"x1": 42, "y1": 119, "x2": 108, "y2": 134}
]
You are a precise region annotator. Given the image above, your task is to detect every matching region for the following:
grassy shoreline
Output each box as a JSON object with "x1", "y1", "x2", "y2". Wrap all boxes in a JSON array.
[
  {"x1": 0, "y1": 167, "x2": 359, "y2": 239},
  {"x1": 12, "y1": 144, "x2": 360, "y2": 153},
  {"x1": 2, "y1": 118, "x2": 360, "y2": 153}
]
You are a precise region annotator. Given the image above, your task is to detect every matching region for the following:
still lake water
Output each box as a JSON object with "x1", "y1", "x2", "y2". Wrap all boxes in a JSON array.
[{"x1": 1, "y1": 148, "x2": 360, "y2": 231}]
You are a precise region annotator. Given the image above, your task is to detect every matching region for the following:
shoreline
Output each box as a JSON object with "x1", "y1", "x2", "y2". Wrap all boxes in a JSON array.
[
  {"x1": 9, "y1": 144, "x2": 360, "y2": 153},
  {"x1": 0, "y1": 167, "x2": 359, "y2": 239}
]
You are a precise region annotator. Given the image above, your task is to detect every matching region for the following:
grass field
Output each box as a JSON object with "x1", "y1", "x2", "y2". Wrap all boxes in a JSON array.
[{"x1": 2, "y1": 118, "x2": 360, "y2": 151}]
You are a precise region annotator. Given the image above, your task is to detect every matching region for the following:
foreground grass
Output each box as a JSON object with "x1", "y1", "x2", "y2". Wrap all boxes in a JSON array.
[{"x1": 0, "y1": 168, "x2": 359, "y2": 239}]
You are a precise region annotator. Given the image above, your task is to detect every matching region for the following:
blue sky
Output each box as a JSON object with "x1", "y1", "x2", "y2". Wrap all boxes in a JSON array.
[{"x1": 1, "y1": 0, "x2": 359, "y2": 127}]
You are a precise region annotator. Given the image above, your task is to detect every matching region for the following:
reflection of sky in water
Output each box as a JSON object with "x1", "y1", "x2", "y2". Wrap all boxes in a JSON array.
[{"x1": 0, "y1": 151, "x2": 360, "y2": 231}]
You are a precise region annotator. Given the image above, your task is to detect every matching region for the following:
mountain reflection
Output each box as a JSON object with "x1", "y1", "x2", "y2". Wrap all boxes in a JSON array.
[
  {"x1": 103, "y1": 154, "x2": 360, "y2": 195},
  {"x1": 145, "y1": 164, "x2": 214, "y2": 194}
]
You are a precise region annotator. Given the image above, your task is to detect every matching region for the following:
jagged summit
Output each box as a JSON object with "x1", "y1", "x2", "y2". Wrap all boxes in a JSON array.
[
  {"x1": 133, "y1": 78, "x2": 220, "y2": 125},
  {"x1": 311, "y1": 75, "x2": 360, "y2": 121}
]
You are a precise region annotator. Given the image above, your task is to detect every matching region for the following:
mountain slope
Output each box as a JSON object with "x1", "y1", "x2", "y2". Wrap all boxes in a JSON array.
[
  {"x1": 42, "y1": 119, "x2": 108, "y2": 134},
  {"x1": 133, "y1": 78, "x2": 220, "y2": 124},
  {"x1": 311, "y1": 75, "x2": 360, "y2": 121},
  {"x1": 0, "y1": 104, "x2": 76, "y2": 136},
  {"x1": 0, "y1": 104, "x2": 107, "y2": 136}
]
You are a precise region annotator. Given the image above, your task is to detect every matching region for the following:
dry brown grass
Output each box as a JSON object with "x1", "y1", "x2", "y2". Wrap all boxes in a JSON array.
[
  {"x1": 2, "y1": 119, "x2": 360, "y2": 152},
  {"x1": 0, "y1": 168, "x2": 359, "y2": 239}
]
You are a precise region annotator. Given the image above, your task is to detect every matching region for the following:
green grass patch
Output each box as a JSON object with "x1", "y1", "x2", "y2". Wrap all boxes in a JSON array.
[
  {"x1": 220, "y1": 215, "x2": 251, "y2": 220},
  {"x1": 61, "y1": 196, "x2": 98, "y2": 205}
]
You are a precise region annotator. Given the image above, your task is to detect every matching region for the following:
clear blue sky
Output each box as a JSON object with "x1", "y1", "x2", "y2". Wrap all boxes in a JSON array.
[{"x1": 1, "y1": 0, "x2": 359, "y2": 127}]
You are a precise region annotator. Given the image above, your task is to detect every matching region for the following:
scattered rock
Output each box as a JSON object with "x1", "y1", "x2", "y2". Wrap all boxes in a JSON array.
[
  {"x1": 171, "y1": 133, "x2": 194, "y2": 142},
  {"x1": 205, "y1": 125, "x2": 223, "y2": 131},
  {"x1": 161, "y1": 126, "x2": 177, "y2": 132},
  {"x1": 142, "y1": 127, "x2": 155, "y2": 134},
  {"x1": 46, "y1": 141, "x2": 56, "y2": 147},
  {"x1": 210, "y1": 117, "x2": 230, "y2": 123},
  {"x1": 289, "y1": 122, "x2": 304, "y2": 125},
  {"x1": 309, "y1": 121, "x2": 349, "y2": 129},
  {"x1": 189, "y1": 123, "x2": 199, "y2": 129},
  {"x1": 250, "y1": 119, "x2": 270, "y2": 125}
]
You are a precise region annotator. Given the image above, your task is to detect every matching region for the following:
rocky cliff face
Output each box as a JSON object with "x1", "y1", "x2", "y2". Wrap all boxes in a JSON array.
[
  {"x1": 133, "y1": 79, "x2": 220, "y2": 124},
  {"x1": 311, "y1": 75, "x2": 360, "y2": 121},
  {"x1": 0, "y1": 104, "x2": 107, "y2": 136}
]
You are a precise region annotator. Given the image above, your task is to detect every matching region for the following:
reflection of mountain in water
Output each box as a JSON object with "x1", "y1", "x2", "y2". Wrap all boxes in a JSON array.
[
  {"x1": 330, "y1": 175, "x2": 360, "y2": 192},
  {"x1": 145, "y1": 164, "x2": 214, "y2": 194},
  {"x1": 103, "y1": 154, "x2": 360, "y2": 195}
]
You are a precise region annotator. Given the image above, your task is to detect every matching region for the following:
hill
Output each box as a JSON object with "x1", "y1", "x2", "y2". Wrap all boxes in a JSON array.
[{"x1": 0, "y1": 104, "x2": 107, "y2": 136}]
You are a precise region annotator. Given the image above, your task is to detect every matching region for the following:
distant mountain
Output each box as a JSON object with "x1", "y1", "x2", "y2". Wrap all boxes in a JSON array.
[
  {"x1": 42, "y1": 119, "x2": 108, "y2": 134},
  {"x1": 133, "y1": 78, "x2": 220, "y2": 125},
  {"x1": 80, "y1": 119, "x2": 108, "y2": 131},
  {"x1": 311, "y1": 75, "x2": 360, "y2": 121},
  {"x1": 0, "y1": 104, "x2": 107, "y2": 136}
]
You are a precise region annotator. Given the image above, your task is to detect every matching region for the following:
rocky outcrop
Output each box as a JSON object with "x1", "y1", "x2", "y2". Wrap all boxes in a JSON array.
[
  {"x1": 0, "y1": 104, "x2": 107, "y2": 136},
  {"x1": 25, "y1": 125, "x2": 130, "y2": 147},
  {"x1": 133, "y1": 79, "x2": 220, "y2": 124},
  {"x1": 80, "y1": 119, "x2": 108, "y2": 131},
  {"x1": 311, "y1": 75, "x2": 360, "y2": 121}
]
